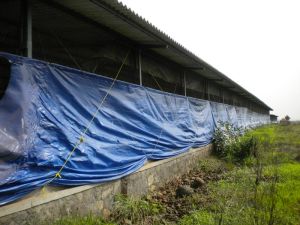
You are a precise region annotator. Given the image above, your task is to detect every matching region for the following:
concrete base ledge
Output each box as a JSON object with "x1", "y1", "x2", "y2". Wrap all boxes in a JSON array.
[{"x1": 0, "y1": 144, "x2": 212, "y2": 225}]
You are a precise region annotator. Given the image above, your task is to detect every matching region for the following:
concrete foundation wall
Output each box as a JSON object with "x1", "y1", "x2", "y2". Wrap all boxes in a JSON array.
[
  {"x1": 122, "y1": 145, "x2": 212, "y2": 197},
  {"x1": 0, "y1": 145, "x2": 212, "y2": 225}
]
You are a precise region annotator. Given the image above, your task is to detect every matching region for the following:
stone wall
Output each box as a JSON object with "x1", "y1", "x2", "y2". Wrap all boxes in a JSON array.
[
  {"x1": 0, "y1": 181, "x2": 121, "y2": 225},
  {"x1": 0, "y1": 145, "x2": 212, "y2": 225}
]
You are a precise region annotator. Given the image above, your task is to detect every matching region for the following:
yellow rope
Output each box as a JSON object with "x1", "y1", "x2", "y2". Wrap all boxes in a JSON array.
[{"x1": 43, "y1": 50, "x2": 131, "y2": 187}]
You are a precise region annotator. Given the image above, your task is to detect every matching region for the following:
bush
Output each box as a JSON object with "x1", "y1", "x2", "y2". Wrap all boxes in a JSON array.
[{"x1": 213, "y1": 122, "x2": 256, "y2": 162}]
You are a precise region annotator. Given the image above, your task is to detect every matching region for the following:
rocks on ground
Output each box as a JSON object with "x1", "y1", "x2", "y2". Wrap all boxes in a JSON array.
[
  {"x1": 149, "y1": 158, "x2": 226, "y2": 222},
  {"x1": 175, "y1": 185, "x2": 194, "y2": 198}
]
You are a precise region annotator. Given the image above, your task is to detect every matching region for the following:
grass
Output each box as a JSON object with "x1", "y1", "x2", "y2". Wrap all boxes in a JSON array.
[
  {"x1": 112, "y1": 194, "x2": 165, "y2": 224},
  {"x1": 49, "y1": 214, "x2": 115, "y2": 225},
  {"x1": 179, "y1": 124, "x2": 300, "y2": 225},
  {"x1": 49, "y1": 195, "x2": 164, "y2": 225}
]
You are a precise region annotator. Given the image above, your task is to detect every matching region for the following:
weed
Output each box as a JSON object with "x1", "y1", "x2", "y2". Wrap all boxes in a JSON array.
[
  {"x1": 179, "y1": 210, "x2": 215, "y2": 225},
  {"x1": 198, "y1": 157, "x2": 226, "y2": 173},
  {"x1": 112, "y1": 194, "x2": 165, "y2": 224},
  {"x1": 50, "y1": 214, "x2": 115, "y2": 225}
]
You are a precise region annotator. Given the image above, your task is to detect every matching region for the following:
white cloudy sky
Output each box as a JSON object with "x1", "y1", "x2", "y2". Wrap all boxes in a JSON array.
[{"x1": 119, "y1": 0, "x2": 300, "y2": 120}]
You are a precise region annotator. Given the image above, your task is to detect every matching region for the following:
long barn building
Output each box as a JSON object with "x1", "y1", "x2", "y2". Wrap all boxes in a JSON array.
[
  {"x1": 0, "y1": 0, "x2": 271, "y2": 214},
  {"x1": 1, "y1": 0, "x2": 271, "y2": 113}
]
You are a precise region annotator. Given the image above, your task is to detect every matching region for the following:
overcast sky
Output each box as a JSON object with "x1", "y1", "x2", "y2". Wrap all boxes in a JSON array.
[{"x1": 119, "y1": 0, "x2": 300, "y2": 120}]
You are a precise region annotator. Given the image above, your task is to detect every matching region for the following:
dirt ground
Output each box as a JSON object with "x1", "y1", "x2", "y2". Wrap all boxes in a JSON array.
[{"x1": 148, "y1": 157, "x2": 227, "y2": 223}]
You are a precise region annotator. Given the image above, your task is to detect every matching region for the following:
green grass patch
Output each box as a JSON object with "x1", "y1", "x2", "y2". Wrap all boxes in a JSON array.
[
  {"x1": 179, "y1": 124, "x2": 300, "y2": 225},
  {"x1": 50, "y1": 214, "x2": 115, "y2": 225},
  {"x1": 112, "y1": 194, "x2": 165, "y2": 224},
  {"x1": 198, "y1": 157, "x2": 228, "y2": 173}
]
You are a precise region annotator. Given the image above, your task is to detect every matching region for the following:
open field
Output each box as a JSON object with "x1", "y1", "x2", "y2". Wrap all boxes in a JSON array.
[{"x1": 49, "y1": 124, "x2": 300, "y2": 225}]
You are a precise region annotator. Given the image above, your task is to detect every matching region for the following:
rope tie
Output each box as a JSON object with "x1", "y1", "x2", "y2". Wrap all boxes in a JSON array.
[{"x1": 42, "y1": 50, "x2": 131, "y2": 189}]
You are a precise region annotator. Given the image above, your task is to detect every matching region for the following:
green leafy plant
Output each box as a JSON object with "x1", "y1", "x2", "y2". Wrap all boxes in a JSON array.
[
  {"x1": 179, "y1": 210, "x2": 215, "y2": 225},
  {"x1": 112, "y1": 194, "x2": 164, "y2": 224},
  {"x1": 213, "y1": 121, "x2": 255, "y2": 162}
]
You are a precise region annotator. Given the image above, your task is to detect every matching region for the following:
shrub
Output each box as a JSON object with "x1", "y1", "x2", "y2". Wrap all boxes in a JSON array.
[{"x1": 213, "y1": 122, "x2": 256, "y2": 162}]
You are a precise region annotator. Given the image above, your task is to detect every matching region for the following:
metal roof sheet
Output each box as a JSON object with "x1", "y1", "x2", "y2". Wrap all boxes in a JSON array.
[{"x1": 41, "y1": 0, "x2": 272, "y2": 110}]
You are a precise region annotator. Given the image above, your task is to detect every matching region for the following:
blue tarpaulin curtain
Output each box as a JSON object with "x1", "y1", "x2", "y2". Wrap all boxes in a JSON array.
[{"x1": 0, "y1": 53, "x2": 269, "y2": 205}]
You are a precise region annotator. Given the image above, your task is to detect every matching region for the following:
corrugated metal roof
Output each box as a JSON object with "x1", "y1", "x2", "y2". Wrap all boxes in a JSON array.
[{"x1": 41, "y1": 0, "x2": 272, "y2": 110}]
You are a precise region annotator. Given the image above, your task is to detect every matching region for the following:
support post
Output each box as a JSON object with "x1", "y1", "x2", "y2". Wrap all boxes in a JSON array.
[
  {"x1": 207, "y1": 81, "x2": 210, "y2": 101},
  {"x1": 222, "y1": 91, "x2": 224, "y2": 104},
  {"x1": 183, "y1": 71, "x2": 187, "y2": 97},
  {"x1": 138, "y1": 49, "x2": 142, "y2": 86},
  {"x1": 20, "y1": 0, "x2": 32, "y2": 58}
]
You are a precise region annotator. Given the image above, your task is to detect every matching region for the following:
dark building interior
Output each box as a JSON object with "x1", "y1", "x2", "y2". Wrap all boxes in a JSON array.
[{"x1": 0, "y1": 0, "x2": 271, "y2": 114}]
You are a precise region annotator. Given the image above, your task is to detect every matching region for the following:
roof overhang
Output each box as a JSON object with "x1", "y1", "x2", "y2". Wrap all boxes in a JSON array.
[{"x1": 1, "y1": 0, "x2": 273, "y2": 110}]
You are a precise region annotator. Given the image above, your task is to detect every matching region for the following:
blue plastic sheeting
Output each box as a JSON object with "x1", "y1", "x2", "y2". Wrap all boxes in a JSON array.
[{"x1": 0, "y1": 53, "x2": 270, "y2": 205}]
